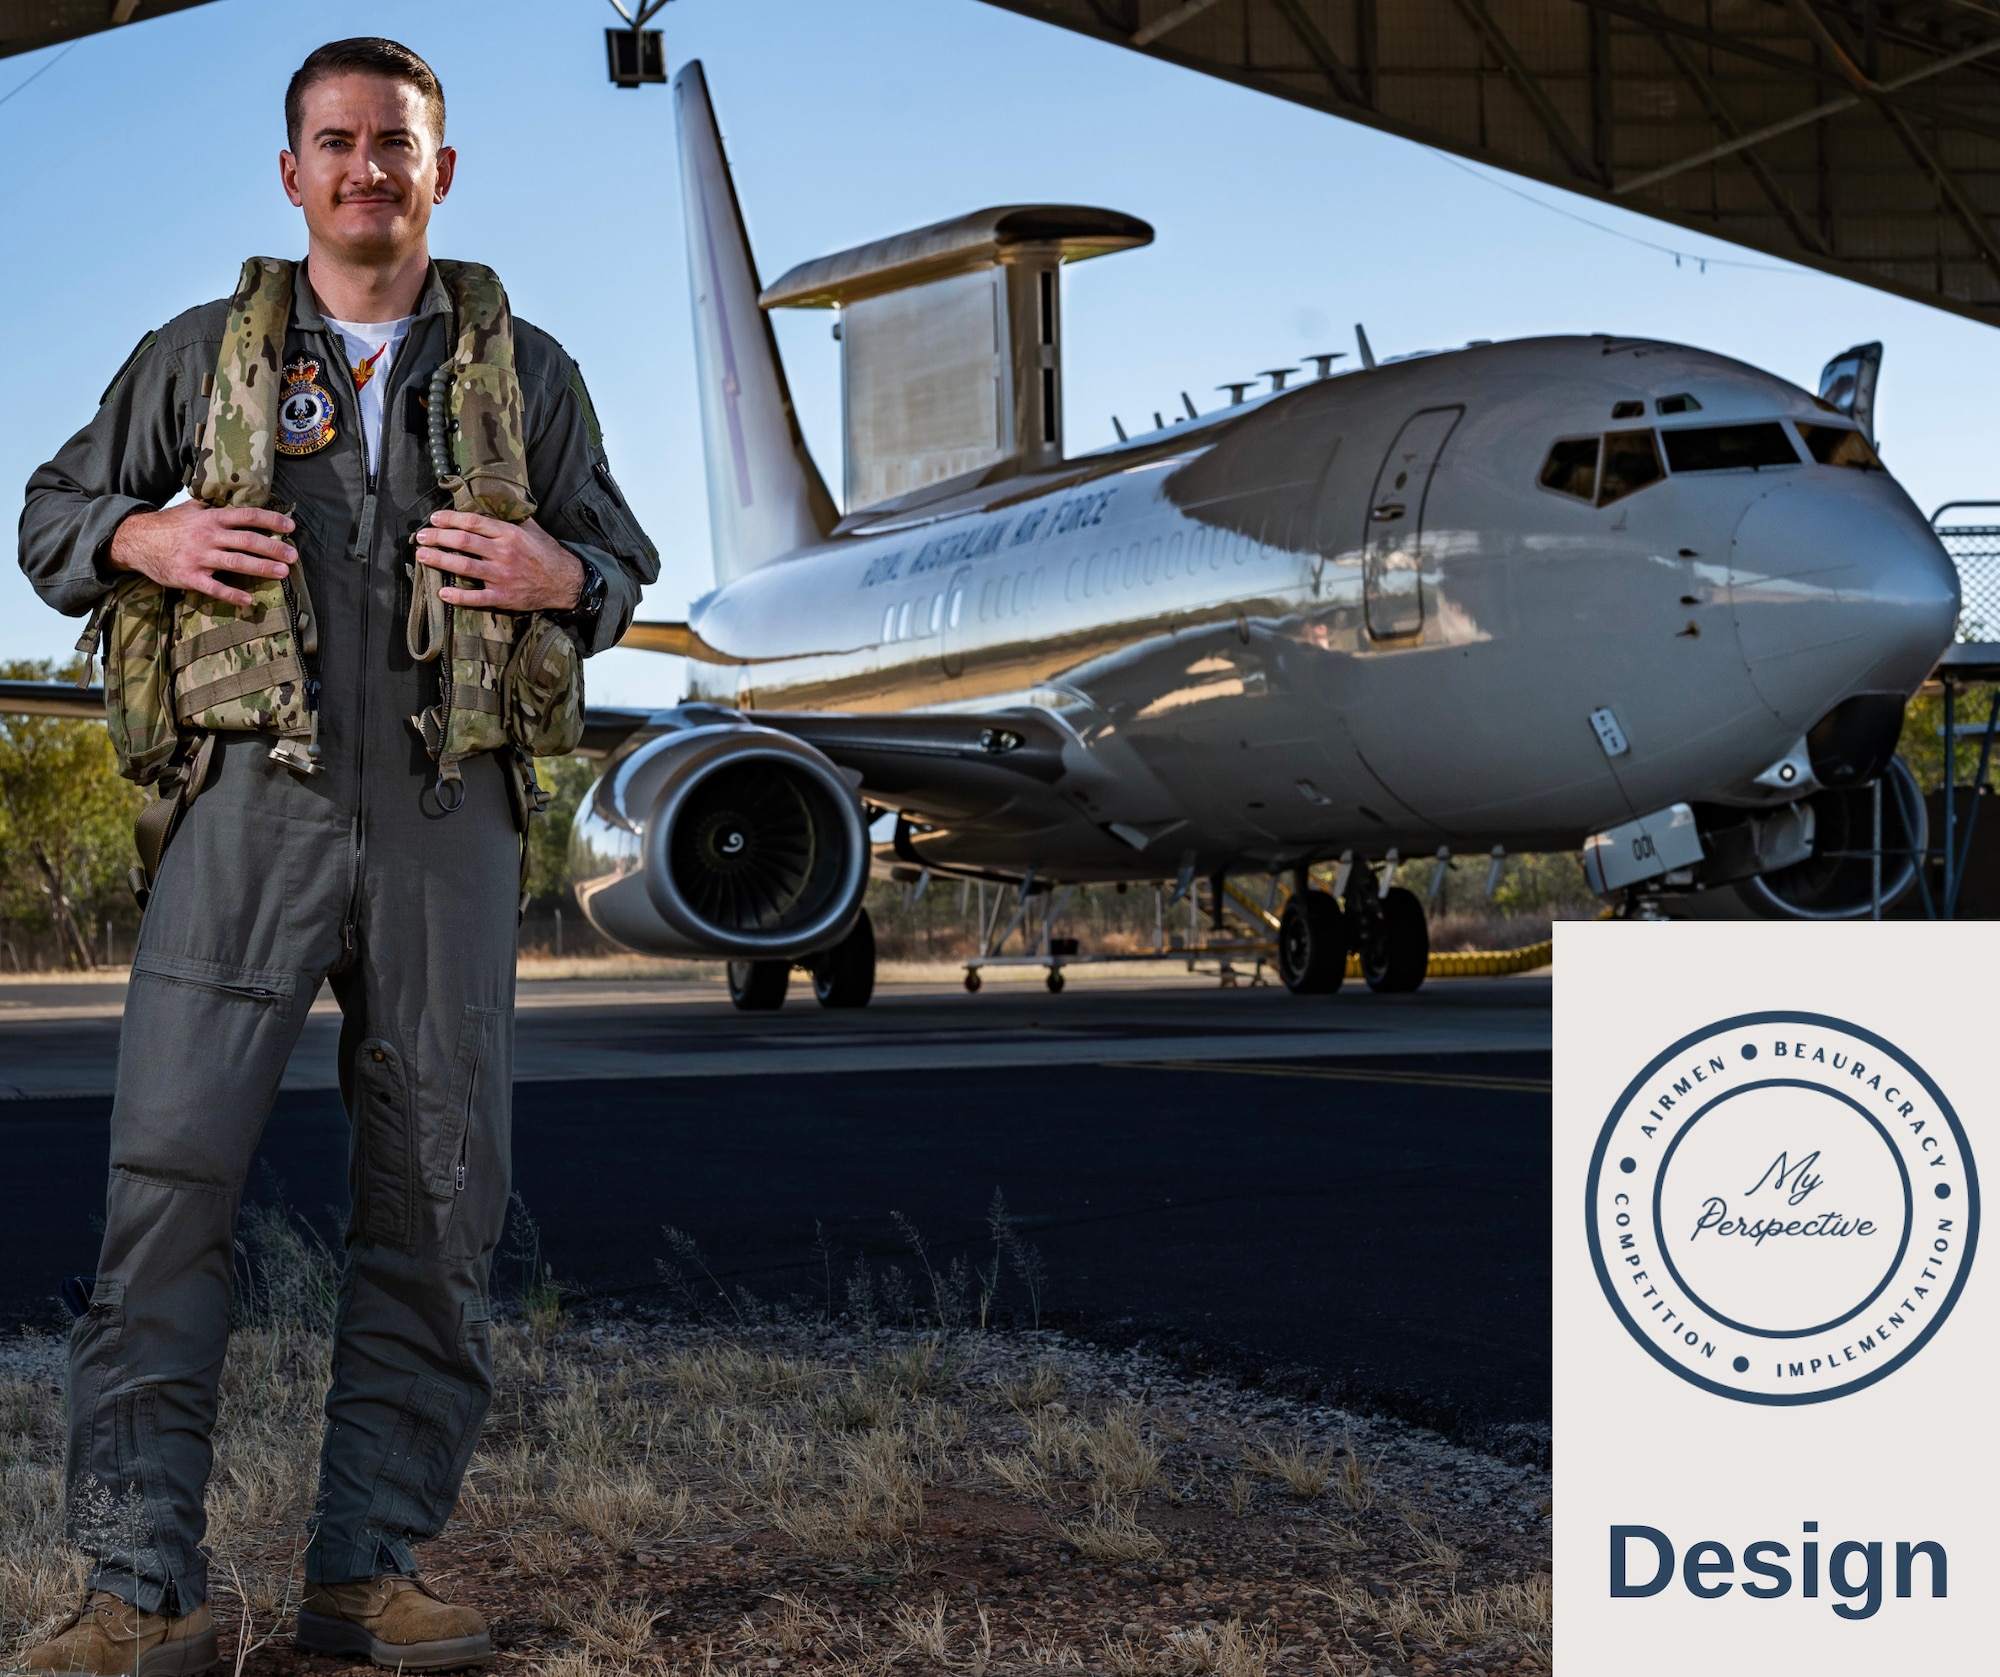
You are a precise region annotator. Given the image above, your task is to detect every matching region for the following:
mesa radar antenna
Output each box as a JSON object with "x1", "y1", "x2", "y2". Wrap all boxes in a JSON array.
[{"x1": 605, "y1": 0, "x2": 672, "y2": 88}]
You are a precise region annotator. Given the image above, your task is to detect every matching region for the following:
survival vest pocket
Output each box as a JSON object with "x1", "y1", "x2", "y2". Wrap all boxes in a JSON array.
[
  {"x1": 504, "y1": 614, "x2": 584, "y2": 757},
  {"x1": 78, "y1": 575, "x2": 180, "y2": 786},
  {"x1": 171, "y1": 571, "x2": 318, "y2": 768}
]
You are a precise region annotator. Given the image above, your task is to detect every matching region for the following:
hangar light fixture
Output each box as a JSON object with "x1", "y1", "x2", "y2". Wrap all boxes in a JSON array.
[{"x1": 605, "y1": 0, "x2": 671, "y2": 88}]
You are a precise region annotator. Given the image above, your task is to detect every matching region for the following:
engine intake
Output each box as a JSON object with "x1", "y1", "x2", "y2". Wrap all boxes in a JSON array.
[{"x1": 571, "y1": 712, "x2": 868, "y2": 958}]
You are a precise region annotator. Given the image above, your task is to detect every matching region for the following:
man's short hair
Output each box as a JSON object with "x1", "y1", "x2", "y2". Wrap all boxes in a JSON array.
[{"x1": 285, "y1": 38, "x2": 446, "y2": 152}]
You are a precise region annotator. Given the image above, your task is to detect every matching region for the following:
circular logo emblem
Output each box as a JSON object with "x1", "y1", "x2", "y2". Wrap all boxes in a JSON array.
[{"x1": 1587, "y1": 1011, "x2": 1978, "y2": 1404}]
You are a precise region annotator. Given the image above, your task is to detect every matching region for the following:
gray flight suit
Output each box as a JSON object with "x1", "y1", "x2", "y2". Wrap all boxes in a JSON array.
[{"x1": 18, "y1": 264, "x2": 658, "y2": 1608}]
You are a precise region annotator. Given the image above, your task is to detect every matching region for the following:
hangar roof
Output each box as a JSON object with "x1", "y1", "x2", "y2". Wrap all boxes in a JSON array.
[
  {"x1": 975, "y1": 0, "x2": 2000, "y2": 326},
  {"x1": 0, "y1": 0, "x2": 213, "y2": 58},
  {"x1": 14, "y1": 0, "x2": 2000, "y2": 326}
]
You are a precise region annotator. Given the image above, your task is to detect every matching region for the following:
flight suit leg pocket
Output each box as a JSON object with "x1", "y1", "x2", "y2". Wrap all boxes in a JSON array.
[
  {"x1": 427, "y1": 1006, "x2": 498, "y2": 1202},
  {"x1": 353, "y1": 1039, "x2": 414, "y2": 1250},
  {"x1": 434, "y1": 1007, "x2": 505, "y2": 1262}
]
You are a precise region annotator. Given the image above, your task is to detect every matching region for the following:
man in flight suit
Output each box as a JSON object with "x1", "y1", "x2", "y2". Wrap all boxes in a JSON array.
[{"x1": 16, "y1": 37, "x2": 657, "y2": 1671}]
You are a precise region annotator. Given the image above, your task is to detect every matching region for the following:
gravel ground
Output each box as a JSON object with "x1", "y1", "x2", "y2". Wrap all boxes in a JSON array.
[{"x1": 3, "y1": 1309, "x2": 1552, "y2": 1676}]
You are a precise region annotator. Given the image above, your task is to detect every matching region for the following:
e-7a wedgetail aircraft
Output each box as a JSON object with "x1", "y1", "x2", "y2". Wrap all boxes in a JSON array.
[
  {"x1": 2, "y1": 63, "x2": 1956, "y2": 1012},
  {"x1": 568, "y1": 62, "x2": 1956, "y2": 1008}
]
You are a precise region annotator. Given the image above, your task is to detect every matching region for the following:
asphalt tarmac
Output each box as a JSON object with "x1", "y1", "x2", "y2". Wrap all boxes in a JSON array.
[{"x1": 0, "y1": 967, "x2": 1552, "y2": 1448}]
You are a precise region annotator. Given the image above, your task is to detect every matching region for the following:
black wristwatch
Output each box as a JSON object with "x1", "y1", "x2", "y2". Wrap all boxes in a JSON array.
[{"x1": 562, "y1": 554, "x2": 607, "y2": 631}]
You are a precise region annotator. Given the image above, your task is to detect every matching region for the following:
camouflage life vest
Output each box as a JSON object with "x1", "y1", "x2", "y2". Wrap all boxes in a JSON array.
[
  {"x1": 406, "y1": 259, "x2": 583, "y2": 808},
  {"x1": 79, "y1": 255, "x2": 584, "y2": 898}
]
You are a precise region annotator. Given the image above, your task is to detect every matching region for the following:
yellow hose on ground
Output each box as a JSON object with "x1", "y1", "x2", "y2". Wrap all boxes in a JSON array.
[{"x1": 1342, "y1": 939, "x2": 1554, "y2": 980}]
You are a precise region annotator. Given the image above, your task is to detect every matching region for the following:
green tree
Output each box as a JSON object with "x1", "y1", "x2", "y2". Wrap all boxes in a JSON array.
[
  {"x1": 0, "y1": 658, "x2": 143, "y2": 968},
  {"x1": 525, "y1": 754, "x2": 596, "y2": 904},
  {"x1": 1899, "y1": 683, "x2": 1999, "y2": 793}
]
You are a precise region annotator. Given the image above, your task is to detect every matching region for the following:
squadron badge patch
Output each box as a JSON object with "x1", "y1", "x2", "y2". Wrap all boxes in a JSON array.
[{"x1": 275, "y1": 357, "x2": 336, "y2": 456}]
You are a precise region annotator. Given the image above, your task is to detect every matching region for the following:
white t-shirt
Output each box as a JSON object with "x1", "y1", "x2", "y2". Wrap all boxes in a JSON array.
[{"x1": 324, "y1": 314, "x2": 414, "y2": 475}]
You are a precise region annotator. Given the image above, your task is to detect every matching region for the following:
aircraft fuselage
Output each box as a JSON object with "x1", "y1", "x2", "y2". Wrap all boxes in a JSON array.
[{"x1": 680, "y1": 335, "x2": 1955, "y2": 880}]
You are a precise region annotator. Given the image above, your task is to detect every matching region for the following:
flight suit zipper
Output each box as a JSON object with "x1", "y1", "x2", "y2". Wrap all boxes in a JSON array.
[{"x1": 309, "y1": 314, "x2": 389, "y2": 943}]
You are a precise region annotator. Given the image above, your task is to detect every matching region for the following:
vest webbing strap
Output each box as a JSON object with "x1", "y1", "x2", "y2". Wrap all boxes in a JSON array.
[
  {"x1": 132, "y1": 792, "x2": 181, "y2": 895},
  {"x1": 170, "y1": 612, "x2": 284, "y2": 671},
  {"x1": 130, "y1": 734, "x2": 216, "y2": 908},
  {"x1": 451, "y1": 633, "x2": 513, "y2": 665},
  {"x1": 192, "y1": 258, "x2": 289, "y2": 511},
  {"x1": 176, "y1": 652, "x2": 306, "y2": 717},
  {"x1": 453, "y1": 686, "x2": 505, "y2": 717}
]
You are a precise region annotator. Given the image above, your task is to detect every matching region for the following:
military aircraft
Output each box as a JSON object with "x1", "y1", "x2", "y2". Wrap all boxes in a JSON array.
[
  {"x1": 565, "y1": 62, "x2": 1956, "y2": 1009},
  {"x1": 2, "y1": 63, "x2": 1958, "y2": 1013}
]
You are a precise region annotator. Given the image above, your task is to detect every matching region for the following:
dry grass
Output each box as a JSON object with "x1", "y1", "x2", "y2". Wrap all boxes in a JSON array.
[
  {"x1": 1310, "y1": 1574, "x2": 1551, "y2": 1670},
  {"x1": 1053, "y1": 1502, "x2": 1165, "y2": 1563},
  {"x1": 985, "y1": 1449, "x2": 1057, "y2": 1503},
  {"x1": 1166, "y1": 1617, "x2": 1274, "y2": 1677},
  {"x1": 994, "y1": 1359, "x2": 1065, "y2": 1413},
  {"x1": 1331, "y1": 1425, "x2": 1380, "y2": 1512},
  {"x1": 0, "y1": 1225, "x2": 1549, "y2": 1677},
  {"x1": 1244, "y1": 1434, "x2": 1336, "y2": 1500},
  {"x1": 1083, "y1": 1406, "x2": 1163, "y2": 1498},
  {"x1": 0, "y1": 1368, "x2": 80, "y2": 1645}
]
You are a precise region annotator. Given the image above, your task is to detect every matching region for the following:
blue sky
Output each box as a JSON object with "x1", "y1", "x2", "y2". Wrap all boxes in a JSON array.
[{"x1": 4, "y1": 0, "x2": 1997, "y2": 706}]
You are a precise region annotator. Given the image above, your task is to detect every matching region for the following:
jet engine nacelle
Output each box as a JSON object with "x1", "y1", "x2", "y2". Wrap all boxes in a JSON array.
[{"x1": 570, "y1": 709, "x2": 869, "y2": 959}]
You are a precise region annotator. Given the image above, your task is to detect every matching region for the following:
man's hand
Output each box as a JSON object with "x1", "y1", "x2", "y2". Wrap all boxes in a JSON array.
[
  {"x1": 414, "y1": 510, "x2": 583, "y2": 613},
  {"x1": 108, "y1": 503, "x2": 296, "y2": 609}
]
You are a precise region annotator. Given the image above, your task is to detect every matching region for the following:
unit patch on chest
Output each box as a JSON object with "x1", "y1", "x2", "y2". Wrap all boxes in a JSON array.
[{"x1": 275, "y1": 357, "x2": 337, "y2": 456}]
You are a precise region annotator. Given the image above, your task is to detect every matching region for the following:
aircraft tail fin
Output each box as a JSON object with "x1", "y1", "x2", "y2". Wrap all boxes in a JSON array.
[{"x1": 673, "y1": 62, "x2": 837, "y2": 584}]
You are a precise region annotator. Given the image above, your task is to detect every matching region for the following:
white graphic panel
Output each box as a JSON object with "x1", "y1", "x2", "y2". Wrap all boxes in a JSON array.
[{"x1": 1555, "y1": 922, "x2": 1991, "y2": 1671}]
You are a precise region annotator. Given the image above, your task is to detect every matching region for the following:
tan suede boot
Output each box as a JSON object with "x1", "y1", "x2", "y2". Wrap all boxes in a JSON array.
[
  {"x1": 19, "y1": 1591, "x2": 218, "y2": 1677},
  {"x1": 294, "y1": 1576, "x2": 490, "y2": 1671}
]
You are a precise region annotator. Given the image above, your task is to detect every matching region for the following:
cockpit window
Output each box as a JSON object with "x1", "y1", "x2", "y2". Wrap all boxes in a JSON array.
[
  {"x1": 1662, "y1": 422, "x2": 1800, "y2": 473},
  {"x1": 1655, "y1": 393, "x2": 1702, "y2": 415},
  {"x1": 1599, "y1": 430, "x2": 1664, "y2": 505},
  {"x1": 1610, "y1": 400, "x2": 1644, "y2": 420},
  {"x1": 1795, "y1": 422, "x2": 1883, "y2": 471},
  {"x1": 1539, "y1": 436, "x2": 1600, "y2": 500}
]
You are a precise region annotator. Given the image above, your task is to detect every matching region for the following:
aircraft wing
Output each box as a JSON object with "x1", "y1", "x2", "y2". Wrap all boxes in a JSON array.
[
  {"x1": 0, "y1": 682, "x2": 665, "y2": 764},
  {"x1": 0, "y1": 680, "x2": 105, "y2": 718},
  {"x1": 748, "y1": 708, "x2": 1067, "y2": 816},
  {"x1": 0, "y1": 683, "x2": 1073, "y2": 823}
]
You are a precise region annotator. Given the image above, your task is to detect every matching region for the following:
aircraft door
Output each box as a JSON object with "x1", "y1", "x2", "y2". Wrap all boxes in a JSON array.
[
  {"x1": 940, "y1": 567, "x2": 971, "y2": 678},
  {"x1": 1362, "y1": 407, "x2": 1462, "y2": 641}
]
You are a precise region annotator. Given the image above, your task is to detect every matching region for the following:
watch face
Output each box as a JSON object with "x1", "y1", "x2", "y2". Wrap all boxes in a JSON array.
[{"x1": 575, "y1": 560, "x2": 605, "y2": 617}]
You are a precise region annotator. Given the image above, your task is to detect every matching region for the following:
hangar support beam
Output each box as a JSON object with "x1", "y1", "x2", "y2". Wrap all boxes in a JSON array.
[{"x1": 976, "y1": 0, "x2": 2000, "y2": 325}]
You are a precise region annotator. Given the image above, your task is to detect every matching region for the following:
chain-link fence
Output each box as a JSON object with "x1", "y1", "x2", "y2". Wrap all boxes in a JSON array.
[{"x1": 1935, "y1": 504, "x2": 2000, "y2": 642}]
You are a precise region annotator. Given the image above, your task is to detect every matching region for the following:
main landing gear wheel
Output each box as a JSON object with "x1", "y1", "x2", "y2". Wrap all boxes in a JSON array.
[
  {"x1": 727, "y1": 959, "x2": 790, "y2": 1011},
  {"x1": 1277, "y1": 889, "x2": 1348, "y2": 995},
  {"x1": 1045, "y1": 969, "x2": 1066, "y2": 993},
  {"x1": 1358, "y1": 886, "x2": 1429, "y2": 994},
  {"x1": 964, "y1": 970, "x2": 983, "y2": 993},
  {"x1": 811, "y1": 908, "x2": 876, "y2": 1009}
]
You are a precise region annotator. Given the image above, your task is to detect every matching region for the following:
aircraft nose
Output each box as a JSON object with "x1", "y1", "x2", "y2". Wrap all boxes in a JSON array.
[{"x1": 1728, "y1": 478, "x2": 1958, "y2": 726}]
